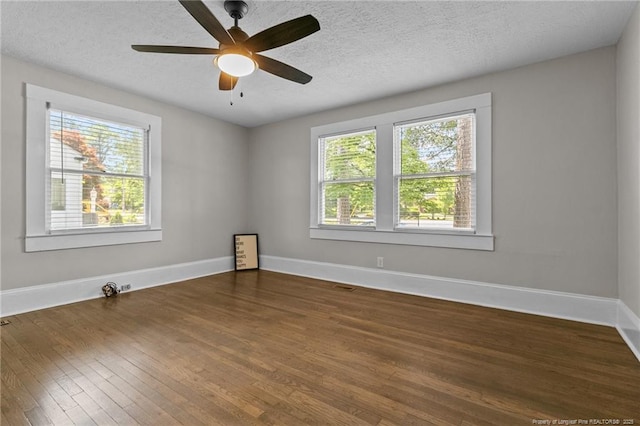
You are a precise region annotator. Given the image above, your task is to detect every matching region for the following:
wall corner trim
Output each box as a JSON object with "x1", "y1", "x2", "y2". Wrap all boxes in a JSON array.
[
  {"x1": 260, "y1": 255, "x2": 638, "y2": 362},
  {"x1": 0, "y1": 256, "x2": 234, "y2": 317},
  {"x1": 617, "y1": 300, "x2": 640, "y2": 362}
]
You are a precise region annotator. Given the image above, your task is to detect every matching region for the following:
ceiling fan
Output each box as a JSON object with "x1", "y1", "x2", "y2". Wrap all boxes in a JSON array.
[{"x1": 132, "y1": 0, "x2": 320, "y2": 91}]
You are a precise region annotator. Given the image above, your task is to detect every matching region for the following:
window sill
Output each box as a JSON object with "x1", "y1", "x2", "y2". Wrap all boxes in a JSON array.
[
  {"x1": 25, "y1": 229, "x2": 162, "y2": 252},
  {"x1": 310, "y1": 227, "x2": 494, "y2": 251}
]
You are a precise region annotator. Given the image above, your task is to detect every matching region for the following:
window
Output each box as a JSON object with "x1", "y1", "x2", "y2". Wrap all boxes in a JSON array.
[
  {"x1": 26, "y1": 84, "x2": 162, "y2": 252},
  {"x1": 310, "y1": 93, "x2": 493, "y2": 250},
  {"x1": 319, "y1": 129, "x2": 376, "y2": 226},
  {"x1": 48, "y1": 108, "x2": 148, "y2": 230},
  {"x1": 395, "y1": 113, "x2": 475, "y2": 231}
]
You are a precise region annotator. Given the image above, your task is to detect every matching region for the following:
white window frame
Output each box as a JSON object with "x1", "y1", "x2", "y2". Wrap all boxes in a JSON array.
[
  {"x1": 25, "y1": 84, "x2": 162, "y2": 252},
  {"x1": 318, "y1": 128, "x2": 377, "y2": 228},
  {"x1": 310, "y1": 93, "x2": 493, "y2": 251}
]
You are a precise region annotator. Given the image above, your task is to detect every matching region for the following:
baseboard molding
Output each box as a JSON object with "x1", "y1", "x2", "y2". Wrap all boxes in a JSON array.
[
  {"x1": 0, "y1": 256, "x2": 234, "y2": 317},
  {"x1": 3, "y1": 254, "x2": 638, "y2": 363},
  {"x1": 260, "y1": 255, "x2": 640, "y2": 362},
  {"x1": 260, "y1": 255, "x2": 620, "y2": 325},
  {"x1": 617, "y1": 301, "x2": 640, "y2": 362}
]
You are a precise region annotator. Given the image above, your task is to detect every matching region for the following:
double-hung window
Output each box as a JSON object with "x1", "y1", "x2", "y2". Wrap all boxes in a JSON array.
[
  {"x1": 395, "y1": 112, "x2": 476, "y2": 231},
  {"x1": 311, "y1": 93, "x2": 493, "y2": 250},
  {"x1": 25, "y1": 84, "x2": 162, "y2": 252},
  {"x1": 319, "y1": 129, "x2": 376, "y2": 227}
]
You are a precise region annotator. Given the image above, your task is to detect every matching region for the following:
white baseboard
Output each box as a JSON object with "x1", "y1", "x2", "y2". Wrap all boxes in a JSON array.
[
  {"x1": 260, "y1": 255, "x2": 619, "y2": 327},
  {"x1": 0, "y1": 256, "x2": 234, "y2": 317},
  {"x1": 617, "y1": 301, "x2": 640, "y2": 362},
  {"x1": 3, "y1": 254, "x2": 638, "y2": 363},
  {"x1": 260, "y1": 255, "x2": 640, "y2": 362}
]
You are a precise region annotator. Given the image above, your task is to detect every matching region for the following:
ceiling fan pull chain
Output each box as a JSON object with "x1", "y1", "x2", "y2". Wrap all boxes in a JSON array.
[{"x1": 230, "y1": 80, "x2": 244, "y2": 104}]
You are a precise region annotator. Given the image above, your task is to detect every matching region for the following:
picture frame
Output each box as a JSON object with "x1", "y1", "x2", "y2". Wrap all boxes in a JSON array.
[{"x1": 234, "y1": 234, "x2": 259, "y2": 271}]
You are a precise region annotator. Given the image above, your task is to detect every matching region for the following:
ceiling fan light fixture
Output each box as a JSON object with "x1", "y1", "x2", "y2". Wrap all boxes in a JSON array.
[
  {"x1": 134, "y1": 0, "x2": 320, "y2": 90},
  {"x1": 215, "y1": 53, "x2": 256, "y2": 77}
]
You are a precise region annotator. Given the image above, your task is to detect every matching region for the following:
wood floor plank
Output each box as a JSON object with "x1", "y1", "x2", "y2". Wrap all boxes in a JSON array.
[
  {"x1": 1, "y1": 391, "x2": 31, "y2": 426},
  {"x1": 13, "y1": 371, "x2": 74, "y2": 426},
  {"x1": 1, "y1": 356, "x2": 40, "y2": 414},
  {"x1": 3, "y1": 342, "x2": 79, "y2": 419},
  {"x1": 2, "y1": 270, "x2": 639, "y2": 425},
  {"x1": 62, "y1": 404, "x2": 97, "y2": 426},
  {"x1": 22, "y1": 405, "x2": 53, "y2": 426}
]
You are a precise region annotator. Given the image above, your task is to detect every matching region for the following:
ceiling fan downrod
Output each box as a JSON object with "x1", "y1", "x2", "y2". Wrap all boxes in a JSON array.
[{"x1": 224, "y1": 0, "x2": 248, "y2": 27}]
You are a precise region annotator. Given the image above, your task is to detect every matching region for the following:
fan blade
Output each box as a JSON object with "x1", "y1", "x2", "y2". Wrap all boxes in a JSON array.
[
  {"x1": 132, "y1": 45, "x2": 220, "y2": 55},
  {"x1": 219, "y1": 72, "x2": 238, "y2": 90},
  {"x1": 255, "y1": 54, "x2": 312, "y2": 84},
  {"x1": 244, "y1": 15, "x2": 320, "y2": 53},
  {"x1": 179, "y1": 0, "x2": 235, "y2": 46}
]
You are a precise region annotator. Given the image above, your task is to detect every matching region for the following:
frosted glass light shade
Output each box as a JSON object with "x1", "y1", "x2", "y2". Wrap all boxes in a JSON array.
[{"x1": 216, "y1": 53, "x2": 256, "y2": 77}]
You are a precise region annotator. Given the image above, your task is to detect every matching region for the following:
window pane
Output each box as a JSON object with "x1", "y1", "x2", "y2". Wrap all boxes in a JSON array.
[
  {"x1": 321, "y1": 182, "x2": 374, "y2": 226},
  {"x1": 50, "y1": 174, "x2": 145, "y2": 230},
  {"x1": 49, "y1": 109, "x2": 144, "y2": 175},
  {"x1": 322, "y1": 130, "x2": 375, "y2": 180},
  {"x1": 92, "y1": 175, "x2": 146, "y2": 226},
  {"x1": 48, "y1": 108, "x2": 147, "y2": 232},
  {"x1": 50, "y1": 177, "x2": 66, "y2": 211},
  {"x1": 398, "y1": 113, "x2": 474, "y2": 174},
  {"x1": 397, "y1": 175, "x2": 474, "y2": 230}
]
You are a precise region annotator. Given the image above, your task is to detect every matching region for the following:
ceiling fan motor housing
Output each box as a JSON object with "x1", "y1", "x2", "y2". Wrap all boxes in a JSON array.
[
  {"x1": 224, "y1": 1, "x2": 248, "y2": 21},
  {"x1": 227, "y1": 26, "x2": 250, "y2": 44}
]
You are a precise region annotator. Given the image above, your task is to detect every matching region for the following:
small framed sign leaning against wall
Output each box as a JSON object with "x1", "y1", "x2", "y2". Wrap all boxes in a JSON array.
[{"x1": 234, "y1": 234, "x2": 259, "y2": 270}]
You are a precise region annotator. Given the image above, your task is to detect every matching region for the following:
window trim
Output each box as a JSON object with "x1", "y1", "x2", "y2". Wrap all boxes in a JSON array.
[
  {"x1": 25, "y1": 84, "x2": 162, "y2": 252},
  {"x1": 310, "y1": 93, "x2": 493, "y2": 251},
  {"x1": 318, "y1": 128, "x2": 377, "y2": 226}
]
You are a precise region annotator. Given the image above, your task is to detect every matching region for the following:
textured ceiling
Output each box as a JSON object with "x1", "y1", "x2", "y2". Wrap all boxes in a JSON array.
[{"x1": 1, "y1": 1, "x2": 637, "y2": 127}]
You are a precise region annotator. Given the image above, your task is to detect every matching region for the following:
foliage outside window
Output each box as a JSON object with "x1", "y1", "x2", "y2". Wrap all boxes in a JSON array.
[
  {"x1": 49, "y1": 109, "x2": 147, "y2": 231},
  {"x1": 310, "y1": 93, "x2": 492, "y2": 250},
  {"x1": 320, "y1": 130, "x2": 376, "y2": 226},
  {"x1": 396, "y1": 113, "x2": 475, "y2": 231},
  {"x1": 25, "y1": 84, "x2": 162, "y2": 252}
]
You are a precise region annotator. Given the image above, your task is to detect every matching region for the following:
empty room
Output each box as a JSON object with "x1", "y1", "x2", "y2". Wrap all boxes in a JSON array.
[{"x1": 1, "y1": 1, "x2": 639, "y2": 425}]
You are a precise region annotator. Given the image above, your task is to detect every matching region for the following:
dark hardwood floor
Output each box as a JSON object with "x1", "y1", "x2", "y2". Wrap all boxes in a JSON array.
[{"x1": 2, "y1": 270, "x2": 639, "y2": 425}]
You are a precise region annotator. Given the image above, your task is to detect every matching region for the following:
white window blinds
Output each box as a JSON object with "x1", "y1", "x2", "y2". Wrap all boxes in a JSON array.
[
  {"x1": 48, "y1": 107, "x2": 148, "y2": 231},
  {"x1": 319, "y1": 129, "x2": 376, "y2": 226},
  {"x1": 395, "y1": 112, "x2": 476, "y2": 231}
]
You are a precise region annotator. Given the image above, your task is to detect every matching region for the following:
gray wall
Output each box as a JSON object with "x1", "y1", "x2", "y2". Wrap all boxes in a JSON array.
[
  {"x1": 617, "y1": 4, "x2": 640, "y2": 317},
  {"x1": 1, "y1": 43, "x2": 626, "y2": 303},
  {"x1": 248, "y1": 47, "x2": 618, "y2": 298},
  {"x1": 1, "y1": 55, "x2": 250, "y2": 291}
]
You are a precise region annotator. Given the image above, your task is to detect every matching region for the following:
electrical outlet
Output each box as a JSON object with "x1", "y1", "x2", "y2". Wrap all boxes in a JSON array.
[
  {"x1": 377, "y1": 257, "x2": 384, "y2": 268},
  {"x1": 121, "y1": 284, "x2": 131, "y2": 291}
]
